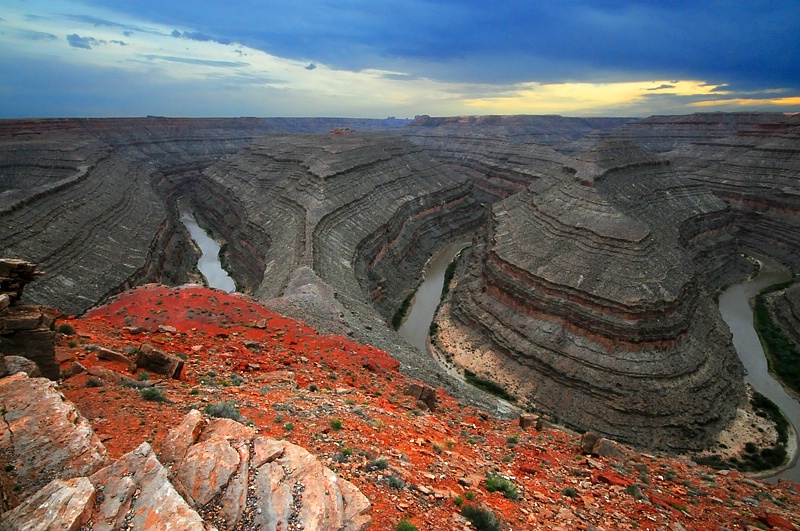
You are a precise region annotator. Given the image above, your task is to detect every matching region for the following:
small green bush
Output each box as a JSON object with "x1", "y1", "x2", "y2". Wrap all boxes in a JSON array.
[
  {"x1": 204, "y1": 401, "x2": 242, "y2": 421},
  {"x1": 137, "y1": 372, "x2": 150, "y2": 381},
  {"x1": 461, "y1": 505, "x2": 500, "y2": 531},
  {"x1": 561, "y1": 487, "x2": 578, "y2": 498},
  {"x1": 140, "y1": 387, "x2": 167, "y2": 402},
  {"x1": 57, "y1": 323, "x2": 76, "y2": 335},
  {"x1": 366, "y1": 458, "x2": 389, "y2": 471},
  {"x1": 396, "y1": 519, "x2": 418, "y2": 531},
  {"x1": 284, "y1": 422, "x2": 294, "y2": 431},
  {"x1": 485, "y1": 474, "x2": 520, "y2": 500},
  {"x1": 330, "y1": 418, "x2": 344, "y2": 430},
  {"x1": 387, "y1": 475, "x2": 405, "y2": 490}
]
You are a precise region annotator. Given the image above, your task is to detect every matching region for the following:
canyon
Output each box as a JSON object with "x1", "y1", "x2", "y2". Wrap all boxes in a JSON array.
[{"x1": 1, "y1": 113, "x2": 799, "y2": 453}]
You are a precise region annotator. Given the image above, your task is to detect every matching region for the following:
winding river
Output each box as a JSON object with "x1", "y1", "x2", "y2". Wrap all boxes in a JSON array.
[
  {"x1": 401, "y1": 245, "x2": 800, "y2": 480},
  {"x1": 397, "y1": 242, "x2": 467, "y2": 352},
  {"x1": 179, "y1": 209, "x2": 236, "y2": 293},
  {"x1": 718, "y1": 257, "x2": 799, "y2": 482}
]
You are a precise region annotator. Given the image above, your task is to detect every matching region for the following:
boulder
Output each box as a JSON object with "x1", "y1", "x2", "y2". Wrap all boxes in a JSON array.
[
  {"x1": 164, "y1": 410, "x2": 372, "y2": 530},
  {"x1": 0, "y1": 373, "x2": 107, "y2": 498},
  {"x1": 0, "y1": 477, "x2": 95, "y2": 531},
  {"x1": 403, "y1": 382, "x2": 439, "y2": 411},
  {"x1": 135, "y1": 342, "x2": 184, "y2": 379},
  {"x1": 3, "y1": 355, "x2": 41, "y2": 378},
  {"x1": 580, "y1": 432, "x2": 625, "y2": 458},
  {"x1": 519, "y1": 413, "x2": 542, "y2": 430}
]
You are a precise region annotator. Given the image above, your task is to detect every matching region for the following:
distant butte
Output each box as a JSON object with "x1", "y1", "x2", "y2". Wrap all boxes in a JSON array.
[{"x1": 1, "y1": 113, "x2": 799, "y2": 451}]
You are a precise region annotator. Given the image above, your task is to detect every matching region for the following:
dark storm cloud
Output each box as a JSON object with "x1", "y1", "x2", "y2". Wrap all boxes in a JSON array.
[
  {"x1": 77, "y1": 0, "x2": 800, "y2": 90},
  {"x1": 305, "y1": 63, "x2": 316, "y2": 71}
]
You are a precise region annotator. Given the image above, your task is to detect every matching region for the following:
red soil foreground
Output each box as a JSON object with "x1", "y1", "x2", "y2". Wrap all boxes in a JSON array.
[{"x1": 50, "y1": 284, "x2": 800, "y2": 530}]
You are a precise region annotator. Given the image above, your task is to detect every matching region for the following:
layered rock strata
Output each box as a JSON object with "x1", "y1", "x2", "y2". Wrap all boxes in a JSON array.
[
  {"x1": 447, "y1": 142, "x2": 747, "y2": 450},
  {"x1": 196, "y1": 132, "x2": 485, "y2": 319},
  {"x1": 674, "y1": 117, "x2": 800, "y2": 272},
  {"x1": 0, "y1": 259, "x2": 59, "y2": 379},
  {"x1": 0, "y1": 118, "x2": 407, "y2": 315}
]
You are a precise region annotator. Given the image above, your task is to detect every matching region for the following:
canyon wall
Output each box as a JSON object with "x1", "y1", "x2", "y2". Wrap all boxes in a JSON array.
[
  {"x1": 445, "y1": 141, "x2": 749, "y2": 450},
  {"x1": 2, "y1": 113, "x2": 798, "y2": 450}
]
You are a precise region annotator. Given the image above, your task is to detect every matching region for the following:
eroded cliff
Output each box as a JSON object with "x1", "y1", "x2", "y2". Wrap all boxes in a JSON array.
[{"x1": 444, "y1": 141, "x2": 748, "y2": 450}]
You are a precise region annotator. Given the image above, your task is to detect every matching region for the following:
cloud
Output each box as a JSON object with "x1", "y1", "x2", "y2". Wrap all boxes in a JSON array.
[
  {"x1": 109, "y1": 40, "x2": 128, "y2": 46},
  {"x1": 647, "y1": 84, "x2": 675, "y2": 91},
  {"x1": 171, "y1": 29, "x2": 232, "y2": 45},
  {"x1": 65, "y1": 14, "x2": 144, "y2": 33},
  {"x1": 14, "y1": 29, "x2": 58, "y2": 41},
  {"x1": 66, "y1": 33, "x2": 100, "y2": 49},
  {"x1": 140, "y1": 54, "x2": 248, "y2": 68},
  {"x1": 305, "y1": 63, "x2": 316, "y2": 71}
]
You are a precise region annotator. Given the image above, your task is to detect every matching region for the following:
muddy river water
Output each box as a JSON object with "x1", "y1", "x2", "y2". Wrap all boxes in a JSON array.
[
  {"x1": 179, "y1": 208, "x2": 236, "y2": 293},
  {"x1": 718, "y1": 257, "x2": 799, "y2": 482}
]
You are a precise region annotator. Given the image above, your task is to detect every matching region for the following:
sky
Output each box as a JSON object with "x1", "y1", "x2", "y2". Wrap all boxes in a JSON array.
[{"x1": 1, "y1": 0, "x2": 799, "y2": 118}]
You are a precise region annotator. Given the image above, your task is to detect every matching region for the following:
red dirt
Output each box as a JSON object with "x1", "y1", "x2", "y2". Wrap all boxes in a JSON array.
[{"x1": 52, "y1": 284, "x2": 800, "y2": 530}]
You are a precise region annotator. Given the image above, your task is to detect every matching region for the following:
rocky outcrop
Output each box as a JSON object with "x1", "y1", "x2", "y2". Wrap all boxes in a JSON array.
[
  {"x1": 0, "y1": 372, "x2": 371, "y2": 530},
  {"x1": 0, "y1": 259, "x2": 59, "y2": 379},
  {"x1": 0, "y1": 374, "x2": 108, "y2": 500},
  {"x1": 446, "y1": 142, "x2": 747, "y2": 450},
  {"x1": 160, "y1": 412, "x2": 371, "y2": 530}
]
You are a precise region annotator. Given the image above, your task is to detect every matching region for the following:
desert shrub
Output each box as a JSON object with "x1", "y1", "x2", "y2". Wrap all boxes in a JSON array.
[
  {"x1": 386, "y1": 475, "x2": 405, "y2": 490},
  {"x1": 561, "y1": 487, "x2": 578, "y2": 498},
  {"x1": 204, "y1": 401, "x2": 242, "y2": 421},
  {"x1": 283, "y1": 422, "x2": 294, "y2": 431},
  {"x1": 463, "y1": 370, "x2": 515, "y2": 402},
  {"x1": 137, "y1": 372, "x2": 150, "y2": 381},
  {"x1": 366, "y1": 458, "x2": 389, "y2": 471},
  {"x1": 461, "y1": 505, "x2": 500, "y2": 531},
  {"x1": 395, "y1": 519, "x2": 418, "y2": 531},
  {"x1": 57, "y1": 323, "x2": 76, "y2": 335},
  {"x1": 330, "y1": 418, "x2": 344, "y2": 430},
  {"x1": 140, "y1": 386, "x2": 167, "y2": 402},
  {"x1": 86, "y1": 377, "x2": 104, "y2": 388},
  {"x1": 485, "y1": 474, "x2": 520, "y2": 500}
]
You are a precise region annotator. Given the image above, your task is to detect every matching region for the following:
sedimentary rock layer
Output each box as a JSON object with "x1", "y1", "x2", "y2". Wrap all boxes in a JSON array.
[
  {"x1": 197, "y1": 132, "x2": 485, "y2": 317},
  {"x1": 675, "y1": 117, "x2": 800, "y2": 271},
  {"x1": 448, "y1": 142, "x2": 747, "y2": 450},
  {"x1": 0, "y1": 118, "x2": 408, "y2": 315}
]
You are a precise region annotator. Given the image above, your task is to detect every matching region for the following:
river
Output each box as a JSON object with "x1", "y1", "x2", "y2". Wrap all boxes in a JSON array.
[
  {"x1": 400, "y1": 244, "x2": 800, "y2": 480},
  {"x1": 397, "y1": 242, "x2": 467, "y2": 352},
  {"x1": 718, "y1": 256, "x2": 799, "y2": 482},
  {"x1": 179, "y1": 209, "x2": 236, "y2": 293}
]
